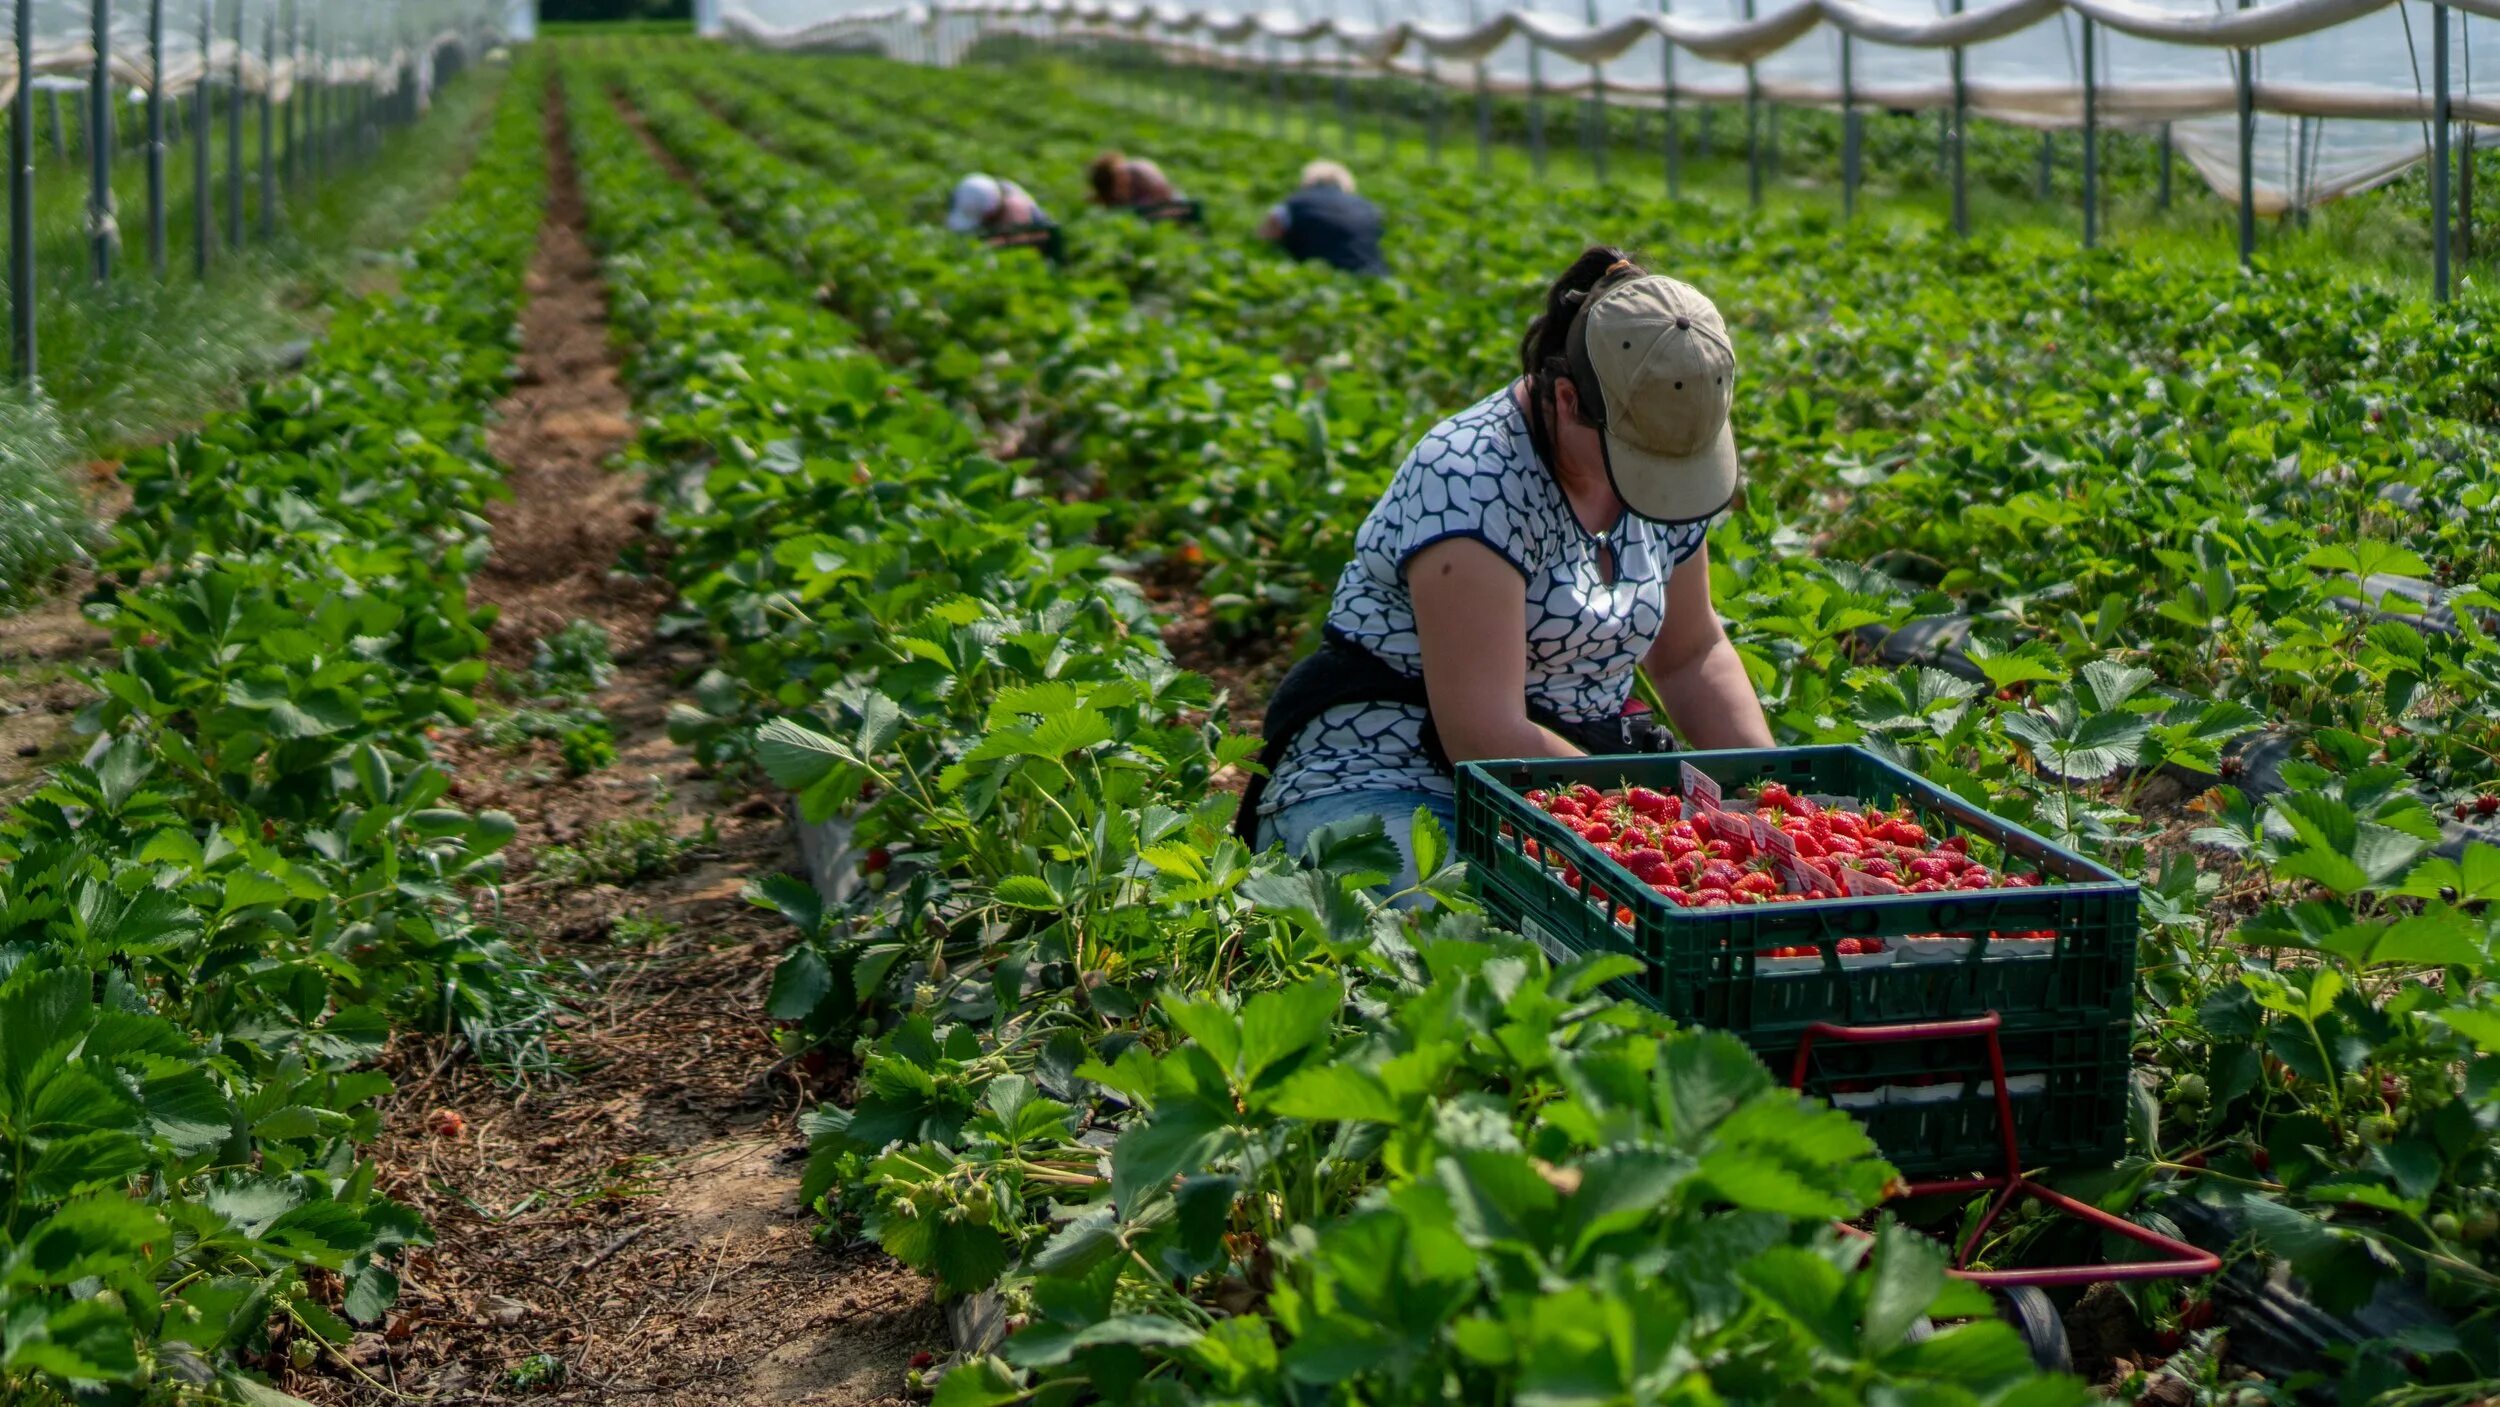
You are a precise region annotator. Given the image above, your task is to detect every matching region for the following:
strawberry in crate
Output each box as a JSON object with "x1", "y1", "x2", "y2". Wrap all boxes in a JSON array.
[{"x1": 1521, "y1": 781, "x2": 2043, "y2": 903}]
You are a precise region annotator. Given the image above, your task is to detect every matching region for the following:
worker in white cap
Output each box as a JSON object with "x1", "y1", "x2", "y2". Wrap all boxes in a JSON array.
[
  {"x1": 1238, "y1": 246, "x2": 1771, "y2": 891},
  {"x1": 944, "y1": 172, "x2": 1049, "y2": 241}
]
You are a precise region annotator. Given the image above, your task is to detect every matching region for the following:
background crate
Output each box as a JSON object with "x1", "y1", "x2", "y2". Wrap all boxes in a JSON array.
[{"x1": 1457, "y1": 748, "x2": 2139, "y2": 1044}]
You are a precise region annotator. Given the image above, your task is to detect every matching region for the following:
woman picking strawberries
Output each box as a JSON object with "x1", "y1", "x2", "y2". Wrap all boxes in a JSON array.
[{"x1": 1239, "y1": 246, "x2": 1772, "y2": 891}]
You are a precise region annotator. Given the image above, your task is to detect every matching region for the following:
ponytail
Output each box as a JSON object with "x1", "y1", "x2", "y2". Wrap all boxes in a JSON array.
[{"x1": 1519, "y1": 246, "x2": 1644, "y2": 465}]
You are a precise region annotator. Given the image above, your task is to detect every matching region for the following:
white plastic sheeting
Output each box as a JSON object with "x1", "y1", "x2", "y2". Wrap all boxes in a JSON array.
[
  {"x1": 721, "y1": 0, "x2": 2496, "y2": 211},
  {"x1": 3, "y1": 1, "x2": 519, "y2": 111}
]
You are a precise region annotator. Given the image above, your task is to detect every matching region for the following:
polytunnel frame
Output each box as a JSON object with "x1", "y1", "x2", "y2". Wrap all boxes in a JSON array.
[
  {"x1": 716, "y1": 0, "x2": 2488, "y2": 305},
  {"x1": 6, "y1": 0, "x2": 513, "y2": 384}
]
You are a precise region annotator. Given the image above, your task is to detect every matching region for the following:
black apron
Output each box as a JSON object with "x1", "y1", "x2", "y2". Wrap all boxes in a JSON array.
[{"x1": 1234, "y1": 627, "x2": 1672, "y2": 844}]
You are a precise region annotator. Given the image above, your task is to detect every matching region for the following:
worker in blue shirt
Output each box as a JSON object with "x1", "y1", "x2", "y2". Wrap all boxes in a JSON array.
[{"x1": 1258, "y1": 161, "x2": 1388, "y2": 277}]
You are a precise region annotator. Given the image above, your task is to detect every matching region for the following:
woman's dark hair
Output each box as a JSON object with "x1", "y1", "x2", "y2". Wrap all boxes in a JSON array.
[
  {"x1": 1520, "y1": 245, "x2": 1643, "y2": 462},
  {"x1": 1089, "y1": 151, "x2": 1127, "y2": 206}
]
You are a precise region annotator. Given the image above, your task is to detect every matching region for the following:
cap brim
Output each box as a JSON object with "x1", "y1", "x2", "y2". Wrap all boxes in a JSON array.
[{"x1": 1605, "y1": 419, "x2": 1738, "y2": 526}]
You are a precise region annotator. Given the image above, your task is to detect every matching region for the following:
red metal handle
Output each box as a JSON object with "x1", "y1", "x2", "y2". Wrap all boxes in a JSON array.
[
  {"x1": 1795, "y1": 1017, "x2": 2218, "y2": 1290},
  {"x1": 1844, "y1": 1175, "x2": 2222, "y2": 1287}
]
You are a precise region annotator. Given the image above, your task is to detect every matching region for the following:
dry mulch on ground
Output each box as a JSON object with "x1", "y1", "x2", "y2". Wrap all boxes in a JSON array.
[{"x1": 295, "y1": 88, "x2": 943, "y2": 1407}]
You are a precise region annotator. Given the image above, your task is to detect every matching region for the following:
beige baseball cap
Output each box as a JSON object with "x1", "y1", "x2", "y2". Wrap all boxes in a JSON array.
[{"x1": 1567, "y1": 267, "x2": 1741, "y2": 525}]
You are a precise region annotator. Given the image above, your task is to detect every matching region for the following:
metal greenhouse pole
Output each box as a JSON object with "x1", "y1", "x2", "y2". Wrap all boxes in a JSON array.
[
  {"x1": 1744, "y1": 0, "x2": 1760, "y2": 206},
  {"x1": 2158, "y1": 121, "x2": 2171, "y2": 207},
  {"x1": 2465, "y1": 126, "x2": 2478, "y2": 262},
  {"x1": 2081, "y1": 15, "x2": 2097, "y2": 248},
  {"x1": 1372, "y1": 0, "x2": 1392, "y2": 158},
  {"x1": 1428, "y1": 49, "x2": 1446, "y2": 162},
  {"x1": 1269, "y1": 33, "x2": 1284, "y2": 138},
  {"x1": 2293, "y1": 115, "x2": 2312, "y2": 227},
  {"x1": 1201, "y1": 31, "x2": 1217, "y2": 126},
  {"x1": 1470, "y1": 0, "x2": 1491, "y2": 174},
  {"x1": 1583, "y1": 0, "x2": 1605, "y2": 184},
  {"x1": 1840, "y1": 30, "x2": 1856, "y2": 219},
  {"x1": 359, "y1": 14, "x2": 374, "y2": 161},
  {"x1": 258, "y1": 0, "x2": 274, "y2": 238},
  {"x1": 2233, "y1": 4, "x2": 2252, "y2": 267},
  {"x1": 228, "y1": 0, "x2": 245, "y2": 249},
  {"x1": 2434, "y1": 2, "x2": 2450, "y2": 301},
  {"x1": 1528, "y1": 36, "x2": 1547, "y2": 179},
  {"x1": 284, "y1": 0, "x2": 297, "y2": 187},
  {"x1": 1663, "y1": 0, "x2": 1680, "y2": 197},
  {"x1": 11, "y1": 0, "x2": 33, "y2": 381},
  {"x1": 149, "y1": 0, "x2": 167, "y2": 272},
  {"x1": 194, "y1": 0, "x2": 210, "y2": 274},
  {"x1": 91, "y1": 0, "x2": 115, "y2": 281},
  {"x1": 1310, "y1": 8, "x2": 1330, "y2": 141},
  {"x1": 307, "y1": 7, "x2": 322, "y2": 180},
  {"x1": 1949, "y1": 0, "x2": 1966, "y2": 235}
]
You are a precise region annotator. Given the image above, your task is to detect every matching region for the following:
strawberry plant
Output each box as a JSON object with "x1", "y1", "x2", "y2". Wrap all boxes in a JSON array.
[
  {"x1": 0, "y1": 58, "x2": 550, "y2": 1404},
  {"x1": 573, "y1": 37, "x2": 2500, "y2": 1401}
]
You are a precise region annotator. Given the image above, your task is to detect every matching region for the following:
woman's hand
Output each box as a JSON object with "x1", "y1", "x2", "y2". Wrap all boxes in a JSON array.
[
  {"x1": 1409, "y1": 538, "x2": 1585, "y2": 763},
  {"x1": 1644, "y1": 542, "x2": 1774, "y2": 750}
]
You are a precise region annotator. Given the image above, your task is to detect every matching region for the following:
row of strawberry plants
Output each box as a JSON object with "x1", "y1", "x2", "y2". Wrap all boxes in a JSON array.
[
  {"x1": 559, "y1": 48, "x2": 2084, "y2": 1405},
  {"x1": 644, "y1": 47, "x2": 2500, "y2": 1393},
  {"x1": 0, "y1": 64, "x2": 550, "y2": 1405},
  {"x1": 693, "y1": 47, "x2": 2500, "y2": 815}
]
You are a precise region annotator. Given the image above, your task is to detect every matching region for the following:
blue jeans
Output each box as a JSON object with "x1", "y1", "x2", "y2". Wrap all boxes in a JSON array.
[{"x1": 1256, "y1": 787, "x2": 1458, "y2": 899}]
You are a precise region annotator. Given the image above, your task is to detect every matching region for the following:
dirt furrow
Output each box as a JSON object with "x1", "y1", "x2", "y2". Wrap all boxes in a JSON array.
[{"x1": 308, "y1": 83, "x2": 942, "y2": 1407}]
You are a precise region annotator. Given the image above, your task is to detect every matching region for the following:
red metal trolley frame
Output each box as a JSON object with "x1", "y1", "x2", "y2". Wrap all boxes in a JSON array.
[{"x1": 1788, "y1": 1012, "x2": 2220, "y2": 1288}]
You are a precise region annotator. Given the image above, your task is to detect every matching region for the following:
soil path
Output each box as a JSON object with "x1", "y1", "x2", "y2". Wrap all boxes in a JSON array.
[
  {"x1": 309, "y1": 86, "x2": 943, "y2": 1407},
  {"x1": 0, "y1": 460, "x2": 135, "y2": 801}
]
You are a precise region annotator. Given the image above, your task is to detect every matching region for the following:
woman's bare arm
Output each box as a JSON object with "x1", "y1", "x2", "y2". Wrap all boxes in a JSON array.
[
  {"x1": 1410, "y1": 537, "x2": 1583, "y2": 762},
  {"x1": 1643, "y1": 542, "x2": 1774, "y2": 750}
]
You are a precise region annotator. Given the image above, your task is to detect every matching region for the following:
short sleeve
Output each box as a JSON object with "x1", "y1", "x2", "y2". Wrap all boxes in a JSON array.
[
  {"x1": 1665, "y1": 516, "x2": 1712, "y2": 567},
  {"x1": 1378, "y1": 423, "x2": 1538, "y2": 585}
]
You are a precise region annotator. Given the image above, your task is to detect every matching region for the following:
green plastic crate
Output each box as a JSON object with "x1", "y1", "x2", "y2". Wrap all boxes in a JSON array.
[
  {"x1": 1795, "y1": 1020, "x2": 2132, "y2": 1177},
  {"x1": 1457, "y1": 748, "x2": 2137, "y2": 1042}
]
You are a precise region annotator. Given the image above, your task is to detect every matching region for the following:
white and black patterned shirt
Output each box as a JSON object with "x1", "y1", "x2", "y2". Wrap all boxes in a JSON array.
[{"x1": 1261, "y1": 385, "x2": 1711, "y2": 817}]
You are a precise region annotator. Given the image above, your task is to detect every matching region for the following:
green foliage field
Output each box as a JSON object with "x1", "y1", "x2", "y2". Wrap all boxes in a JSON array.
[
  {"x1": 6, "y1": 28, "x2": 2496, "y2": 1405},
  {"x1": 569, "y1": 36, "x2": 2500, "y2": 1407}
]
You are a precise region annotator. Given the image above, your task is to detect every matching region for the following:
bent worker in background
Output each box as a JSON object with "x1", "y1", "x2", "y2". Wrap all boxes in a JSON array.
[
  {"x1": 946, "y1": 172, "x2": 1052, "y2": 242},
  {"x1": 1258, "y1": 161, "x2": 1388, "y2": 277},
  {"x1": 1088, "y1": 150, "x2": 1184, "y2": 211}
]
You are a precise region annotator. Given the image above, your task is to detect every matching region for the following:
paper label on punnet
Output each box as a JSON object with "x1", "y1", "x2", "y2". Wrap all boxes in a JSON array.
[
  {"x1": 1680, "y1": 763, "x2": 1723, "y2": 812},
  {"x1": 1775, "y1": 853, "x2": 1836, "y2": 895},
  {"x1": 1836, "y1": 865, "x2": 1903, "y2": 896},
  {"x1": 1756, "y1": 818, "x2": 1800, "y2": 861}
]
